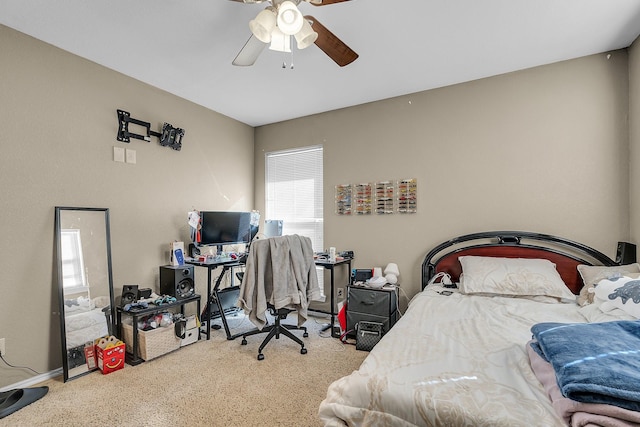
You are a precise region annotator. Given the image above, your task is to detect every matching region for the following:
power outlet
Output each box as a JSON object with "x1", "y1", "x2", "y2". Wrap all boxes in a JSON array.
[
  {"x1": 337, "y1": 288, "x2": 344, "y2": 299},
  {"x1": 0, "y1": 338, "x2": 5, "y2": 357}
]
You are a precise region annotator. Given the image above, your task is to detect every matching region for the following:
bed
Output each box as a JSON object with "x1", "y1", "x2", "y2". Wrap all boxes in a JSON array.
[
  {"x1": 318, "y1": 231, "x2": 640, "y2": 426},
  {"x1": 63, "y1": 295, "x2": 110, "y2": 368}
]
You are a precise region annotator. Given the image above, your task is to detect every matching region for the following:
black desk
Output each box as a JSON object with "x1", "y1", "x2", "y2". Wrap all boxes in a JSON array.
[
  {"x1": 313, "y1": 258, "x2": 352, "y2": 338},
  {"x1": 186, "y1": 259, "x2": 244, "y2": 341},
  {"x1": 116, "y1": 293, "x2": 200, "y2": 365}
]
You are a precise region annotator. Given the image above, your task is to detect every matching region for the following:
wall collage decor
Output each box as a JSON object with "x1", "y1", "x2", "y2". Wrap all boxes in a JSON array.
[
  {"x1": 335, "y1": 184, "x2": 352, "y2": 215},
  {"x1": 335, "y1": 179, "x2": 417, "y2": 215}
]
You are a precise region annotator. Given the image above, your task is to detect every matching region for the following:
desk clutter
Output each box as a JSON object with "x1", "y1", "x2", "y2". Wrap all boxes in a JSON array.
[
  {"x1": 351, "y1": 263, "x2": 400, "y2": 288},
  {"x1": 315, "y1": 249, "x2": 354, "y2": 262},
  {"x1": 116, "y1": 291, "x2": 201, "y2": 365},
  {"x1": 121, "y1": 313, "x2": 198, "y2": 361},
  {"x1": 122, "y1": 294, "x2": 178, "y2": 311},
  {"x1": 187, "y1": 252, "x2": 246, "y2": 264},
  {"x1": 120, "y1": 265, "x2": 196, "y2": 310}
]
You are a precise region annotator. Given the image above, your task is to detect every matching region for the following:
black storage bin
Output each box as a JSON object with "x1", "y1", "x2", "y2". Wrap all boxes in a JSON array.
[{"x1": 346, "y1": 286, "x2": 398, "y2": 337}]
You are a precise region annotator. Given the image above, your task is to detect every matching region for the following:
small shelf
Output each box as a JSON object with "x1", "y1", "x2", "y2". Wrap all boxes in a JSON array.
[
  {"x1": 397, "y1": 178, "x2": 417, "y2": 213},
  {"x1": 116, "y1": 294, "x2": 200, "y2": 365},
  {"x1": 354, "y1": 183, "x2": 372, "y2": 215},
  {"x1": 375, "y1": 181, "x2": 394, "y2": 214},
  {"x1": 335, "y1": 184, "x2": 352, "y2": 215}
]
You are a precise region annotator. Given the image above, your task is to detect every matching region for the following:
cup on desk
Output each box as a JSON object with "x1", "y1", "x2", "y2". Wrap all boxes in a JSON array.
[{"x1": 329, "y1": 247, "x2": 336, "y2": 262}]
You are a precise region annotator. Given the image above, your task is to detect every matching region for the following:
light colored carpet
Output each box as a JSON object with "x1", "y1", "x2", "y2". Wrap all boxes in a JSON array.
[{"x1": 2, "y1": 313, "x2": 366, "y2": 427}]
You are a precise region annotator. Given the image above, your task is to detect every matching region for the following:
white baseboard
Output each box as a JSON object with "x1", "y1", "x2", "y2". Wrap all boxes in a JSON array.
[{"x1": 0, "y1": 368, "x2": 62, "y2": 392}]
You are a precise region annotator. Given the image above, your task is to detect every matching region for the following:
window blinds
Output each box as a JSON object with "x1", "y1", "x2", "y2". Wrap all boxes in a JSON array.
[{"x1": 265, "y1": 145, "x2": 323, "y2": 252}]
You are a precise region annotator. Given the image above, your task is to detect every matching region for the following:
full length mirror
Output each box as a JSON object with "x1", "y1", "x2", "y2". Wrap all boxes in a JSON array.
[{"x1": 55, "y1": 207, "x2": 114, "y2": 382}]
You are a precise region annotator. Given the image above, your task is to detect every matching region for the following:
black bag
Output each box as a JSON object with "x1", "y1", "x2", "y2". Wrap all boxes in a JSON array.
[{"x1": 355, "y1": 321, "x2": 383, "y2": 351}]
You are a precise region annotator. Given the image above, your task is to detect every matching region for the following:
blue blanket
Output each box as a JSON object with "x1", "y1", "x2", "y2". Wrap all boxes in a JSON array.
[{"x1": 530, "y1": 320, "x2": 640, "y2": 412}]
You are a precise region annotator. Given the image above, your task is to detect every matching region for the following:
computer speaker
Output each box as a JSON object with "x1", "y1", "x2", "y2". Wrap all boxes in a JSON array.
[
  {"x1": 160, "y1": 265, "x2": 195, "y2": 300},
  {"x1": 121, "y1": 284, "x2": 139, "y2": 307},
  {"x1": 615, "y1": 242, "x2": 637, "y2": 265}
]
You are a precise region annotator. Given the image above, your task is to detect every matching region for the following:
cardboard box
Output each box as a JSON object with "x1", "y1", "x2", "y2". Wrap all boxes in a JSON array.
[
  {"x1": 96, "y1": 343, "x2": 125, "y2": 374},
  {"x1": 185, "y1": 314, "x2": 198, "y2": 330},
  {"x1": 181, "y1": 328, "x2": 199, "y2": 347},
  {"x1": 84, "y1": 342, "x2": 96, "y2": 370},
  {"x1": 170, "y1": 241, "x2": 185, "y2": 266}
]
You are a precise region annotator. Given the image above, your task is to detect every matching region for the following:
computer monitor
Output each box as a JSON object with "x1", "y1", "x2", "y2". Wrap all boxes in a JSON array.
[{"x1": 199, "y1": 211, "x2": 255, "y2": 251}]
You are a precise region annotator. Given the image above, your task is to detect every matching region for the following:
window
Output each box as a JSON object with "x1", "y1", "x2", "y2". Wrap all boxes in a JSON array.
[
  {"x1": 60, "y1": 229, "x2": 88, "y2": 294},
  {"x1": 265, "y1": 145, "x2": 323, "y2": 249},
  {"x1": 266, "y1": 145, "x2": 324, "y2": 295}
]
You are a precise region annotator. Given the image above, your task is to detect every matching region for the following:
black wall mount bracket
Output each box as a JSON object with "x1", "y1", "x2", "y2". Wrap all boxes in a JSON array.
[{"x1": 116, "y1": 109, "x2": 185, "y2": 151}]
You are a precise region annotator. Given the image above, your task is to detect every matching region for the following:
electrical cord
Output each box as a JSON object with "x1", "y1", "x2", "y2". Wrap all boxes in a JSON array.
[
  {"x1": 339, "y1": 329, "x2": 356, "y2": 346},
  {"x1": 377, "y1": 284, "x2": 407, "y2": 317},
  {"x1": 396, "y1": 285, "x2": 411, "y2": 317},
  {"x1": 0, "y1": 353, "x2": 42, "y2": 375}
]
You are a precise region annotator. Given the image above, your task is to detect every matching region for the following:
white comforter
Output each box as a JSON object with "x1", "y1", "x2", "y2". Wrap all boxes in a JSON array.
[
  {"x1": 65, "y1": 308, "x2": 108, "y2": 349},
  {"x1": 319, "y1": 285, "x2": 621, "y2": 427}
]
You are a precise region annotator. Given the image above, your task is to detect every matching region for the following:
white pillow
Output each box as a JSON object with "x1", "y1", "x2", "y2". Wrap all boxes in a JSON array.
[
  {"x1": 594, "y1": 276, "x2": 640, "y2": 319},
  {"x1": 577, "y1": 263, "x2": 640, "y2": 306},
  {"x1": 459, "y1": 256, "x2": 575, "y2": 302}
]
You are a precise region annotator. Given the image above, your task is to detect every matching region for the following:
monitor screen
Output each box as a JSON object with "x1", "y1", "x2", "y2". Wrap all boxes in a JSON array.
[{"x1": 199, "y1": 211, "x2": 253, "y2": 247}]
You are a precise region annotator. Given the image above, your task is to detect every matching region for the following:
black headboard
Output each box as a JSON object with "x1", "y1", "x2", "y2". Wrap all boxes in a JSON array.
[{"x1": 421, "y1": 231, "x2": 617, "y2": 293}]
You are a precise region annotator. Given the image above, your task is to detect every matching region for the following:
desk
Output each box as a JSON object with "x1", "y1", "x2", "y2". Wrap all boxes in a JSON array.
[
  {"x1": 116, "y1": 294, "x2": 200, "y2": 365},
  {"x1": 313, "y1": 258, "x2": 352, "y2": 338},
  {"x1": 186, "y1": 259, "x2": 243, "y2": 341}
]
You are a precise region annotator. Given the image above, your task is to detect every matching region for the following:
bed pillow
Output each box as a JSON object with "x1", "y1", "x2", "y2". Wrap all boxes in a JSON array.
[
  {"x1": 63, "y1": 296, "x2": 94, "y2": 313},
  {"x1": 93, "y1": 296, "x2": 110, "y2": 308},
  {"x1": 458, "y1": 256, "x2": 575, "y2": 301},
  {"x1": 593, "y1": 276, "x2": 640, "y2": 319},
  {"x1": 577, "y1": 263, "x2": 640, "y2": 306}
]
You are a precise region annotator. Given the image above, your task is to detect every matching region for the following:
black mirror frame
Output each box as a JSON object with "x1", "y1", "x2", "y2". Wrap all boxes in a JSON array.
[{"x1": 55, "y1": 206, "x2": 115, "y2": 382}]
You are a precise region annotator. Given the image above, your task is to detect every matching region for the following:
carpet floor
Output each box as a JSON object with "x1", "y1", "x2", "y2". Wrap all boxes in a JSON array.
[{"x1": 1, "y1": 313, "x2": 366, "y2": 427}]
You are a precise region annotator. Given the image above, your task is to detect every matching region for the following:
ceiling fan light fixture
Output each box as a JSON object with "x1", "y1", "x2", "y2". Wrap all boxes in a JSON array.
[
  {"x1": 269, "y1": 27, "x2": 292, "y2": 52},
  {"x1": 294, "y1": 19, "x2": 318, "y2": 49},
  {"x1": 277, "y1": 1, "x2": 304, "y2": 35},
  {"x1": 249, "y1": 7, "x2": 277, "y2": 43}
]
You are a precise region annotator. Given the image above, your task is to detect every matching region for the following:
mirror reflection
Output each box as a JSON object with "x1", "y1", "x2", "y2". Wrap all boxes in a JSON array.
[{"x1": 55, "y1": 207, "x2": 114, "y2": 381}]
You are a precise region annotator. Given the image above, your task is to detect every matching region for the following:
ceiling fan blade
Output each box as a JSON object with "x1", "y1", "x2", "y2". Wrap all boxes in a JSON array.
[
  {"x1": 232, "y1": 34, "x2": 267, "y2": 66},
  {"x1": 308, "y1": 0, "x2": 352, "y2": 5},
  {"x1": 305, "y1": 15, "x2": 358, "y2": 67},
  {"x1": 228, "y1": 0, "x2": 266, "y2": 3}
]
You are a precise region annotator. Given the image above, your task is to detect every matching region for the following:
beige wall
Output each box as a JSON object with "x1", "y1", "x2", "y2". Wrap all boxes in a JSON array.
[
  {"x1": 255, "y1": 51, "x2": 631, "y2": 310},
  {"x1": 0, "y1": 25, "x2": 254, "y2": 388},
  {"x1": 630, "y1": 39, "x2": 640, "y2": 243},
  {"x1": 2, "y1": 20, "x2": 636, "y2": 389}
]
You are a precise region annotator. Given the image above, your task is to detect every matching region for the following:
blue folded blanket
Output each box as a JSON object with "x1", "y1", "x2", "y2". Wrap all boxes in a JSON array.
[{"x1": 530, "y1": 320, "x2": 640, "y2": 412}]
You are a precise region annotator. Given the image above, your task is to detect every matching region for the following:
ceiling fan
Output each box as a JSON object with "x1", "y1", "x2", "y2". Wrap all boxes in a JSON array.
[{"x1": 230, "y1": 0, "x2": 359, "y2": 67}]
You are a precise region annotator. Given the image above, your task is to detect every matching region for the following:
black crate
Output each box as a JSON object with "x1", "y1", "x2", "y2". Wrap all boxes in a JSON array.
[{"x1": 346, "y1": 286, "x2": 398, "y2": 337}]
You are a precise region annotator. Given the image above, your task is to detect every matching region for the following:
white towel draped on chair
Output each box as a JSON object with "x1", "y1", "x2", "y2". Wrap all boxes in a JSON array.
[{"x1": 238, "y1": 235, "x2": 322, "y2": 329}]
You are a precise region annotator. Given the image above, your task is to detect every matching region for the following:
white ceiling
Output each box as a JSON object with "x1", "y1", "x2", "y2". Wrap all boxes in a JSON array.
[{"x1": 2, "y1": 0, "x2": 640, "y2": 127}]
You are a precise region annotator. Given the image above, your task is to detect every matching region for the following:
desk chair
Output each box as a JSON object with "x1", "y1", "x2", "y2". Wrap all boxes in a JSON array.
[
  {"x1": 237, "y1": 235, "x2": 320, "y2": 360},
  {"x1": 241, "y1": 303, "x2": 309, "y2": 360}
]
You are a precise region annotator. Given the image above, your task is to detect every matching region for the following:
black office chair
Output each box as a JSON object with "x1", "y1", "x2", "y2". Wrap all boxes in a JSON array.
[
  {"x1": 241, "y1": 304, "x2": 308, "y2": 360},
  {"x1": 236, "y1": 270, "x2": 309, "y2": 360},
  {"x1": 237, "y1": 235, "x2": 319, "y2": 360}
]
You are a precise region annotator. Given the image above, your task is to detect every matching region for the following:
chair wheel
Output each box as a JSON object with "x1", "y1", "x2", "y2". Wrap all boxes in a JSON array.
[
  {"x1": 303, "y1": 332, "x2": 309, "y2": 338},
  {"x1": 257, "y1": 353, "x2": 265, "y2": 360},
  {"x1": 241, "y1": 339, "x2": 247, "y2": 345},
  {"x1": 301, "y1": 348, "x2": 307, "y2": 355}
]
